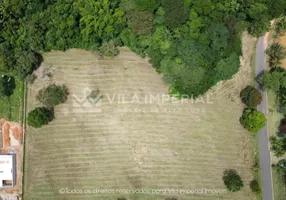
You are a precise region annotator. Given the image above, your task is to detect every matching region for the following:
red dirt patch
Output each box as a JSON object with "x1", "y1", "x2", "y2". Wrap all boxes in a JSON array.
[
  {"x1": 11, "y1": 124, "x2": 23, "y2": 143},
  {"x1": 3, "y1": 123, "x2": 11, "y2": 148}
]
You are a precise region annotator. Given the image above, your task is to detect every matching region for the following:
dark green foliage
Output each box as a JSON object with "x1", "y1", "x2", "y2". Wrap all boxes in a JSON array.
[
  {"x1": 266, "y1": 43, "x2": 286, "y2": 67},
  {"x1": 135, "y1": 0, "x2": 159, "y2": 11},
  {"x1": 27, "y1": 107, "x2": 54, "y2": 128},
  {"x1": 165, "y1": 198, "x2": 178, "y2": 200},
  {"x1": 161, "y1": 0, "x2": 189, "y2": 29},
  {"x1": 266, "y1": 0, "x2": 286, "y2": 18},
  {"x1": 250, "y1": 180, "x2": 262, "y2": 194},
  {"x1": 1, "y1": 0, "x2": 285, "y2": 100},
  {"x1": 14, "y1": 49, "x2": 42, "y2": 79},
  {"x1": 270, "y1": 136, "x2": 286, "y2": 157},
  {"x1": 214, "y1": 52, "x2": 240, "y2": 81},
  {"x1": 127, "y1": 9, "x2": 154, "y2": 35},
  {"x1": 37, "y1": 84, "x2": 69, "y2": 107},
  {"x1": 206, "y1": 23, "x2": 229, "y2": 51},
  {"x1": 177, "y1": 39, "x2": 213, "y2": 68},
  {"x1": 240, "y1": 86, "x2": 262, "y2": 108},
  {"x1": 0, "y1": 75, "x2": 16, "y2": 97},
  {"x1": 248, "y1": 16, "x2": 270, "y2": 38},
  {"x1": 258, "y1": 68, "x2": 286, "y2": 93},
  {"x1": 99, "y1": 41, "x2": 120, "y2": 57},
  {"x1": 77, "y1": 0, "x2": 126, "y2": 44},
  {"x1": 275, "y1": 159, "x2": 286, "y2": 174},
  {"x1": 223, "y1": 169, "x2": 244, "y2": 192},
  {"x1": 240, "y1": 108, "x2": 267, "y2": 132}
]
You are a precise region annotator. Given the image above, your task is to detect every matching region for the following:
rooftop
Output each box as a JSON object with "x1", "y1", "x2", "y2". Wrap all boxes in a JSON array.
[{"x1": 0, "y1": 154, "x2": 16, "y2": 187}]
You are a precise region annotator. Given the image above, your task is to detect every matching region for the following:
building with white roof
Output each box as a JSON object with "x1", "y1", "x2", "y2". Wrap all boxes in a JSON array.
[{"x1": 0, "y1": 154, "x2": 16, "y2": 187}]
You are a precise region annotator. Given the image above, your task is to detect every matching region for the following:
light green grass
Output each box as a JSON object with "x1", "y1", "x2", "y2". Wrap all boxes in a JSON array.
[
  {"x1": 0, "y1": 78, "x2": 24, "y2": 122},
  {"x1": 272, "y1": 168, "x2": 286, "y2": 200}
]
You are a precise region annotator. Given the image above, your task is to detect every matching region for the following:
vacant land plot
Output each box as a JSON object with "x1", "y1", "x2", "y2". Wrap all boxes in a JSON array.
[{"x1": 24, "y1": 34, "x2": 257, "y2": 200}]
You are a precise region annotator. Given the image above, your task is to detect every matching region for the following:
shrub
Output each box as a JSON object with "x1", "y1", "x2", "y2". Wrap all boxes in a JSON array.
[
  {"x1": 270, "y1": 136, "x2": 286, "y2": 157},
  {"x1": 240, "y1": 108, "x2": 267, "y2": 132},
  {"x1": 0, "y1": 75, "x2": 16, "y2": 97},
  {"x1": 99, "y1": 41, "x2": 120, "y2": 57},
  {"x1": 222, "y1": 169, "x2": 244, "y2": 192},
  {"x1": 240, "y1": 86, "x2": 262, "y2": 107},
  {"x1": 266, "y1": 43, "x2": 286, "y2": 67},
  {"x1": 27, "y1": 107, "x2": 54, "y2": 128},
  {"x1": 37, "y1": 84, "x2": 69, "y2": 107},
  {"x1": 135, "y1": 0, "x2": 159, "y2": 12},
  {"x1": 250, "y1": 180, "x2": 262, "y2": 194}
]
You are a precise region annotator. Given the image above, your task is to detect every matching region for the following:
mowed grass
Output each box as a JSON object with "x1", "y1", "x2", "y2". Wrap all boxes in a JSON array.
[
  {"x1": 24, "y1": 45, "x2": 257, "y2": 200},
  {"x1": 0, "y1": 78, "x2": 24, "y2": 122}
]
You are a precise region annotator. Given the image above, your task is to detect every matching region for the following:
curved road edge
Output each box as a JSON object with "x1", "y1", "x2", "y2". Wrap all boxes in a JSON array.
[{"x1": 255, "y1": 36, "x2": 274, "y2": 200}]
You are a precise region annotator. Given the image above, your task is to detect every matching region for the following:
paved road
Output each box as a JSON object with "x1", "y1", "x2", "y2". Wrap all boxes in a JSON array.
[{"x1": 255, "y1": 36, "x2": 274, "y2": 200}]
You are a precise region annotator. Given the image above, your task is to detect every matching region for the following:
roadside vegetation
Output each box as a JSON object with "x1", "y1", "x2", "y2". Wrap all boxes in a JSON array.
[{"x1": 257, "y1": 15, "x2": 286, "y2": 199}]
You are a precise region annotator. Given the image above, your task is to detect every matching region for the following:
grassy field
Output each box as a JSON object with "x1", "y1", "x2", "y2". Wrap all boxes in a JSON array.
[
  {"x1": 0, "y1": 78, "x2": 24, "y2": 122},
  {"x1": 23, "y1": 34, "x2": 258, "y2": 200}
]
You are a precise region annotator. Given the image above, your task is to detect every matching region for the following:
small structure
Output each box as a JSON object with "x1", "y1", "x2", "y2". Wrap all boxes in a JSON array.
[{"x1": 0, "y1": 154, "x2": 16, "y2": 187}]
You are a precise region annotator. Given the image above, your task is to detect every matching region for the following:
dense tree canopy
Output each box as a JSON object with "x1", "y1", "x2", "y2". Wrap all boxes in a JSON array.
[
  {"x1": 1, "y1": 0, "x2": 285, "y2": 97},
  {"x1": 0, "y1": 75, "x2": 16, "y2": 97},
  {"x1": 240, "y1": 86, "x2": 262, "y2": 108},
  {"x1": 240, "y1": 108, "x2": 267, "y2": 132},
  {"x1": 266, "y1": 43, "x2": 286, "y2": 67},
  {"x1": 27, "y1": 107, "x2": 54, "y2": 128},
  {"x1": 37, "y1": 84, "x2": 69, "y2": 107},
  {"x1": 223, "y1": 169, "x2": 244, "y2": 192},
  {"x1": 270, "y1": 136, "x2": 286, "y2": 157}
]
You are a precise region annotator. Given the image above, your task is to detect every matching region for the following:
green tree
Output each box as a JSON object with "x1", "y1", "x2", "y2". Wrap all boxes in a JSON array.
[
  {"x1": 27, "y1": 107, "x2": 54, "y2": 128},
  {"x1": 214, "y1": 52, "x2": 240, "y2": 81},
  {"x1": 0, "y1": 75, "x2": 16, "y2": 97},
  {"x1": 258, "y1": 68, "x2": 286, "y2": 93},
  {"x1": 76, "y1": 0, "x2": 126, "y2": 43},
  {"x1": 223, "y1": 169, "x2": 244, "y2": 192},
  {"x1": 266, "y1": 0, "x2": 286, "y2": 18},
  {"x1": 126, "y1": 9, "x2": 154, "y2": 35},
  {"x1": 99, "y1": 40, "x2": 120, "y2": 57},
  {"x1": 14, "y1": 49, "x2": 42, "y2": 79},
  {"x1": 274, "y1": 159, "x2": 286, "y2": 173},
  {"x1": 206, "y1": 23, "x2": 229, "y2": 51},
  {"x1": 162, "y1": 0, "x2": 189, "y2": 30},
  {"x1": 240, "y1": 108, "x2": 267, "y2": 132},
  {"x1": 240, "y1": 86, "x2": 262, "y2": 107},
  {"x1": 135, "y1": 0, "x2": 159, "y2": 12},
  {"x1": 266, "y1": 43, "x2": 286, "y2": 67},
  {"x1": 270, "y1": 136, "x2": 286, "y2": 157},
  {"x1": 37, "y1": 84, "x2": 69, "y2": 107},
  {"x1": 250, "y1": 180, "x2": 262, "y2": 194}
]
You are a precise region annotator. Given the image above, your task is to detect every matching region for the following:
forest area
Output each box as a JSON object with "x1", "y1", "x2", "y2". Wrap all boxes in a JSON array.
[{"x1": 0, "y1": 0, "x2": 286, "y2": 97}]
